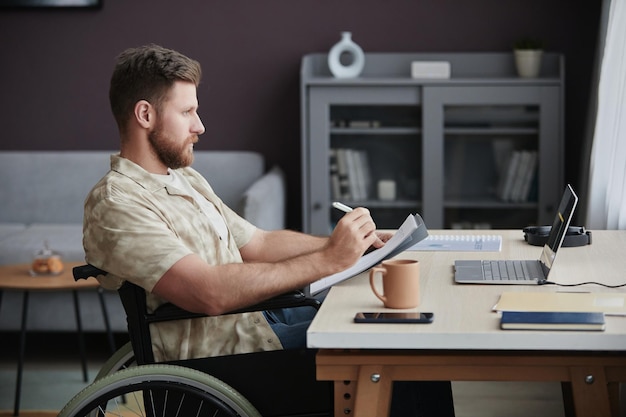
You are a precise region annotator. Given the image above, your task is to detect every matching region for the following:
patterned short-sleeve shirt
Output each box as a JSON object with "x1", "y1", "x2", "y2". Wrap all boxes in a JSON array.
[{"x1": 83, "y1": 154, "x2": 282, "y2": 361}]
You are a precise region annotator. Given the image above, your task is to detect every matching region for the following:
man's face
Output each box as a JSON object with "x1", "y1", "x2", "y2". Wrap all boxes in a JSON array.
[{"x1": 148, "y1": 81, "x2": 205, "y2": 169}]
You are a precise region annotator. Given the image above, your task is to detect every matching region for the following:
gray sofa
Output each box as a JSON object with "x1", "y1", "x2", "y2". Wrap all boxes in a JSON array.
[{"x1": 0, "y1": 150, "x2": 286, "y2": 332}]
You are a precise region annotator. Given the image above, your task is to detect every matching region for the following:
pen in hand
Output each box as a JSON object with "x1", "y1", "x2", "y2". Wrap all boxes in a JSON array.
[
  {"x1": 332, "y1": 201, "x2": 353, "y2": 213},
  {"x1": 332, "y1": 201, "x2": 386, "y2": 248}
]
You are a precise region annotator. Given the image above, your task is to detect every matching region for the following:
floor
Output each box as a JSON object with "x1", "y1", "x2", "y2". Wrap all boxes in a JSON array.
[
  {"x1": 0, "y1": 332, "x2": 122, "y2": 415},
  {"x1": 0, "y1": 332, "x2": 604, "y2": 417}
]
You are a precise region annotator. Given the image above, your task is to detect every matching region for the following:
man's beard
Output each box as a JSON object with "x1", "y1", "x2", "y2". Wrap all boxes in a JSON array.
[{"x1": 148, "y1": 127, "x2": 197, "y2": 170}]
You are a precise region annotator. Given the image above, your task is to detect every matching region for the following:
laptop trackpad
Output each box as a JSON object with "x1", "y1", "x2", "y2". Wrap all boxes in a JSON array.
[{"x1": 454, "y1": 260, "x2": 483, "y2": 281}]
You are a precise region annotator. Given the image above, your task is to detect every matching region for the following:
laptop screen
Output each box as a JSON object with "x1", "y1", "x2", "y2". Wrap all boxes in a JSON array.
[{"x1": 539, "y1": 184, "x2": 578, "y2": 275}]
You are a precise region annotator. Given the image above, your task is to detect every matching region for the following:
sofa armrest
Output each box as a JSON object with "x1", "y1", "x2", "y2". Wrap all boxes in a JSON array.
[{"x1": 238, "y1": 165, "x2": 286, "y2": 230}]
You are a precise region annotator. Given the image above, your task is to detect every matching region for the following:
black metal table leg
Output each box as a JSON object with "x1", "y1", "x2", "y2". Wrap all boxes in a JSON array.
[
  {"x1": 97, "y1": 287, "x2": 116, "y2": 354},
  {"x1": 72, "y1": 290, "x2": 88, "y2": 382},
  {"x1": 14, "y1": 290, "x2": 29, "y2": 417}
]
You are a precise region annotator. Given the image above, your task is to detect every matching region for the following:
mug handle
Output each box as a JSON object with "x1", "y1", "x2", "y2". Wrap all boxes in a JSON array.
[{"x1": 369, "y1": 265, "x2": 387, "y2": 304}]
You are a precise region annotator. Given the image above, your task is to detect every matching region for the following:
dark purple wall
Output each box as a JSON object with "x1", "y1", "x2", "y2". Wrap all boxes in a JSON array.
[{"x1": 0, "y1": 1, "x2": 601, "y2": 229}]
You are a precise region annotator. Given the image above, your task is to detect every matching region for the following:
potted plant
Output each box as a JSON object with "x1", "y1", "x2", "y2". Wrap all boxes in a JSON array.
[{"x1": 513, "y1": 37, "x2": 543, "y2": 78}]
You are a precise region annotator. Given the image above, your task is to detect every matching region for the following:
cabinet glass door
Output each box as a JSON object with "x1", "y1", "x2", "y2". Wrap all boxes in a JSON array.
[
  {"x1": 329, "y1": 104, "x2": 422, "y2": 230},
  {"x1": 423, "y1": 85, "x2": 562, "y2": 229},
  {"x1": 443, "y1": 104, "x2": 540, "y2": 228},
  {"x1": 306, "y1": 86, "x2": 422, "y2": 234}
]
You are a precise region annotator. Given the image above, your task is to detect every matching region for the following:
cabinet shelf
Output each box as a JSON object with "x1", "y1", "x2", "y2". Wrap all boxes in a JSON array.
[
  {"x1": 301, "y1": 52, "x2": 564, "y2": 232},
  {"x1": 331, "y1": 127, "x2": 422, "y2": 135},
  {"x1": 341, "y1": 199, "x2": 421, "y2": 209},
  {"x1": 443, "y1": 198, "x2": 538, "y2": 209},
  {"x1": 444, "y1": 127, "x2": 539, "y2": 136}
]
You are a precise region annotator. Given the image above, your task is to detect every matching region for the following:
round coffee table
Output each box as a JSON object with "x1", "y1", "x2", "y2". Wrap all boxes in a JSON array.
[{"x1": 0, "y1": 263, "x2": 114, "y2": 416}]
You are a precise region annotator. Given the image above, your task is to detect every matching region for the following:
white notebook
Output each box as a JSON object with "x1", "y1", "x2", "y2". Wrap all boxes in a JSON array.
[{"x1": 408, "y1": 234, "x2": 502, "y2": 252}]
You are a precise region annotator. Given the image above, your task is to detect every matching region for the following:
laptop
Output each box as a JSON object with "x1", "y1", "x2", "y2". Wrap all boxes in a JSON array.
[{"x1": 454, "y1": 184, "x2": 578, "y2": 284}]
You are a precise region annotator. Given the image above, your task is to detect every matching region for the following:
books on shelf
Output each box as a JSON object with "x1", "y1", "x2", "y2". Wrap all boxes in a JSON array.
[
  {"x1": 496, "y1": 149, "x2": 538, "y2": 202},
  {"x1": 329, "y1": 148, "x2": 372, "y2": 201},
  {"x1": 332, "y1": 119, "x2": 381, "y2": 129}
]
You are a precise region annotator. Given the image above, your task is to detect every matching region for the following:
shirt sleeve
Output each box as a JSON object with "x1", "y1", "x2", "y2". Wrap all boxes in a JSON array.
[{"x1": 84, "y1": 182, "x2": 193, "y2": 293}]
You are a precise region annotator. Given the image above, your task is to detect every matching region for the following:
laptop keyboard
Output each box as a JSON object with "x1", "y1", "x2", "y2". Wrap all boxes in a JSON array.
[{"x1": 481, "y1": 260, "x2": 541, "y2": 281}]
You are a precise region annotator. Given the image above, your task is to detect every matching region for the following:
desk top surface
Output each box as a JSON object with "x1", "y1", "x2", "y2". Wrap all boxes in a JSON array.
[
  {"x1": 0, "y1": 262, "x2": 99, "y2": 291},
  {"x1": 307, "y1": 230, "x2": 626, "y2": 351}
]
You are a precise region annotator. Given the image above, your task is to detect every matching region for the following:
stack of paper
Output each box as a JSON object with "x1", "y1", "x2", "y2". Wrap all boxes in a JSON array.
[{"x1": 494, "y1": 292, "x2": 626, "y2": 315}]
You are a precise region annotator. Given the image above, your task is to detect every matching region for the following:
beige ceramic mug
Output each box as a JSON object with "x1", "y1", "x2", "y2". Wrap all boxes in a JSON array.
[{"x1": 369, "y1": 259, "x2": 420, "y2": 309}]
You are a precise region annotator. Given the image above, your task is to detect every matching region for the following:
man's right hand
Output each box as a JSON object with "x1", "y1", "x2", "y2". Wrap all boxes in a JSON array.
[{"x1": 325, "y1": 207, "x2": 380, "y2": 270}]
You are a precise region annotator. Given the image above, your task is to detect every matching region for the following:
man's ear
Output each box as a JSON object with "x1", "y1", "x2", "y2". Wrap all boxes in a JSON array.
[{"x1": 134, "y1": 100, "x2": 154, "y2": 129}]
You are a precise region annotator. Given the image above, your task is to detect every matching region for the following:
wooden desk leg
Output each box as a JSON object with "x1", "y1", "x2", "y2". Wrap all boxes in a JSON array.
[
  {"x1": 352, "y1": 365, "x2": 393, "y2": 417},
  {"x1": 569, "y1": 366, "x2": 611, "y2": 417},
  {"x1": 608, "y1": 381, "x2": 620, "y2": 417},
  {"x1": 333, "y1": 380, "x2": 356, "y2": 416}
]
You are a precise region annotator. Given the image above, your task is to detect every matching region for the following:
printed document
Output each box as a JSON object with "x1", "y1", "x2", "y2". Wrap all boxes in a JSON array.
[{"x1": 309, "y1": 213, "x2": 428, "y2": 295}]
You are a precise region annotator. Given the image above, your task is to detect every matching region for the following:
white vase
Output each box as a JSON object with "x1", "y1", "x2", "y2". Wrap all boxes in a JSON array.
[
  {"x1": 514, "y1": 49, "x2": 543, "y2": 78},
  {"x1": 328, "y1": 32, "x2": 365, "y2": 78}
]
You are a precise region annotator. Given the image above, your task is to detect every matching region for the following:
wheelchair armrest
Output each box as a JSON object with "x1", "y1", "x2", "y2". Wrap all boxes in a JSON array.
[
  {"x1": 72, "y1": 264, "x2": 108, "y2": 281},
  {"x1": 233, "y1": 290, "x2": 321, "y2": 313},
  {"x1": 150, "y1": 290, "x2": 321, "y2": 324}
]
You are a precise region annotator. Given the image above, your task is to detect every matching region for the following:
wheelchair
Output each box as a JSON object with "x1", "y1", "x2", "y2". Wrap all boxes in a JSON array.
[{"x1": 58, "y1": 264, "x2": 333, "y2": 417}]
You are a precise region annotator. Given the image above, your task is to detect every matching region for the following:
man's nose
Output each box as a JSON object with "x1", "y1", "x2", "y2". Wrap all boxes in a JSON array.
[{"x1": 194, "y1": 114, "x2": 205, "y2": 135}]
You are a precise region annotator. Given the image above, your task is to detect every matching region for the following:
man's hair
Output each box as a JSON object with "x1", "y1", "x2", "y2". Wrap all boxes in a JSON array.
[{"x1": 109, "y1": 44, "x2": 202, "y2": 132}]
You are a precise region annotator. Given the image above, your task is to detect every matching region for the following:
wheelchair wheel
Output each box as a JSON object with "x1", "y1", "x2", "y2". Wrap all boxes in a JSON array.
[
  {"x1": 58, "y1": 364, "x2": 262, "y2": 417},
  {"x1": 94, "y1": 341, "x2": 136, "y2": 380}
]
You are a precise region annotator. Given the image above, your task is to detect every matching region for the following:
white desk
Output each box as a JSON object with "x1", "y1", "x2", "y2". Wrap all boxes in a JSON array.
[{"x1": 307, "y1": 230, "x2": 626, "y2": 417}]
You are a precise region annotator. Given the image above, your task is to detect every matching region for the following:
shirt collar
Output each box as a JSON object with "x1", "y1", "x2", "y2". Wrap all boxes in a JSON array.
[{"x1": 109, "y1": 154, "x2": 164, "y2": 193}]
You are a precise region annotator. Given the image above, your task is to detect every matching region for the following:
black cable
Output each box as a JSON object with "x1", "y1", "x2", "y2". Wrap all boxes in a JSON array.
[{"x1": 538, "y1": 279, "x2": 626, "y2": 288}]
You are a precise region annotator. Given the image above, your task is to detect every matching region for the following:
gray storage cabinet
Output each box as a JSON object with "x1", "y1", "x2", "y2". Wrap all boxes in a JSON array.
[{"x1": 300, "y1": 53, "x2": 564, "y2": 234}]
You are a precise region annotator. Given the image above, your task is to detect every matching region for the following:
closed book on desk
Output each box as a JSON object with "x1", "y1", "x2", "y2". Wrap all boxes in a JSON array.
[{"x1": 500, "y1": 311, "x2": 606, "y2": 331}]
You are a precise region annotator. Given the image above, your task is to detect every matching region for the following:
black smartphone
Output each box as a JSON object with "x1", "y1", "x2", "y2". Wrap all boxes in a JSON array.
[{"x1": 354, "y1": 312, "x2": 434, "y2": 324}]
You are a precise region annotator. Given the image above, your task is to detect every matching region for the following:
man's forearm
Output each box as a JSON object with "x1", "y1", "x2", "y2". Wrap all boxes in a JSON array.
[
  {"x1": 155, "y1": 249, "x2": 338, "y2": 316},
  {"x1": 240, "y1": 229, "x2": 328, "y2": 263}
]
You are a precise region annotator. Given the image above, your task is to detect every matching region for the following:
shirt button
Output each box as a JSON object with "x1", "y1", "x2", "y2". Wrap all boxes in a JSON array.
[
  {"x1": 267, "y1": 338, "x2": 274, "y2": 344},
  {"x1": 254, "y1": 318, "x2": 261, "y2": 324}
]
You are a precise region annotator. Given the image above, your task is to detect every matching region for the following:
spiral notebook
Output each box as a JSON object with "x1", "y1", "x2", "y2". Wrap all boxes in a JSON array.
[{"x1": 408, "y1": 234, "x2": 502, "y2": 252}]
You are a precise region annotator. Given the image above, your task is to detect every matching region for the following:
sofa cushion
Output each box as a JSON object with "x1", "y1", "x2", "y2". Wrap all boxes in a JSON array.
[
  {"x1": 0, "y1": 223, "x2": 84, "y2": 265},
  {"x1": 0, "y1": 151, "x2": 111, "y2": 224},
  {"x1": 0, "y1": 223, "x2": 26, "y2": 242},
  {"x1": 0, "y1": 150, "x2": 267, "y2": 225},
  {"x1": 191, "y1": 151, "x2": 265, "y2": 208},
  {"x1": 238, "y1": 165, "x2": 286, "y2": 230}
]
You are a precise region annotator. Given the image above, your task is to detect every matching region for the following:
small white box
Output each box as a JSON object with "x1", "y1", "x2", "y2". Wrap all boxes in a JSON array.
[
  {"x1": 410, "y1": 61, "x2": 451, "y2": 79},
  {"x1": 377, "y1": 180, "x2": 396, "y2": 201}
]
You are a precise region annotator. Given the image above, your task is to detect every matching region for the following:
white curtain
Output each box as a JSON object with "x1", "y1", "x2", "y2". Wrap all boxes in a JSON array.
[{"x1": 586, "y1": 0, "x2": 626, "y2": 229}]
